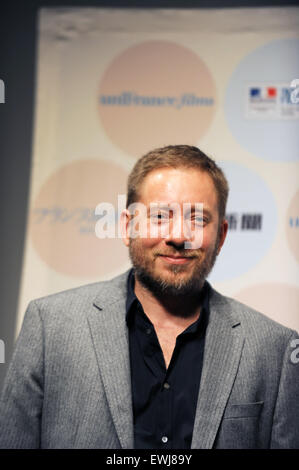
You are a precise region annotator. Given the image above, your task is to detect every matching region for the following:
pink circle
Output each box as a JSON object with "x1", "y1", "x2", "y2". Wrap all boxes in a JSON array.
[
  {"x1": 235, "y1": 283, "x2": 299, "y2": 332},
  {"x1": 98, "y1": 40, "x2": 217, "y2": 156},
  {"x1": 29, "y1": 160, "x2": 129, "y2": 278},
  {"x1": 286, "y1": 189, "x2": 299, "y2": 264}
]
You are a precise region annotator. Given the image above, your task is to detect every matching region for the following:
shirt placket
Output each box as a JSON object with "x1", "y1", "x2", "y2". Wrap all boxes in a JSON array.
[{"x1": 137, "y1": 310, "x2": 174, "y2": 448}]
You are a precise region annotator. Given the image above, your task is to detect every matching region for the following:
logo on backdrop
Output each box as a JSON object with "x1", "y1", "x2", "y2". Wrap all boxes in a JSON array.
[
  {"x1": 225, "y1": 38, "x2": 299, "y2": 162},
  {"x1": 98, "y1": 40, "x2": 217, "y2": 156},
  {"x1": 246, "y1": 83, "x2": 299, "y2": 120},
  {"x1": 226, "y1": 213, "x2": 262, "y2": 231},
  {"x1": 0, "y1": 79, "x2": 5, "y2": 103}
]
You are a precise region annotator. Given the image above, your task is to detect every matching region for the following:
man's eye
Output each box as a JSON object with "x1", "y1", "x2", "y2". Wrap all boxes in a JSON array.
[
  {"x1": 150, "y1": 213, "x2": 168, "y2": 223},
  {"x1": 193, "y1": 216, "x2": 206, "y2": 226}
]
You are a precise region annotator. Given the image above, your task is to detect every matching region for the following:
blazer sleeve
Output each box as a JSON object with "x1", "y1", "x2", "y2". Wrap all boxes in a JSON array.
[
  {"x1": 270, "y1": 330, "x2": 299, "y2": 449},
  {"x1": 0, "y1": 301, "x2": 44, "y2": 448}
]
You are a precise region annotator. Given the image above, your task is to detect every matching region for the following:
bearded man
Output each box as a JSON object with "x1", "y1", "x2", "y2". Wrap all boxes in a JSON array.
[{"x1": 0, "y1": 145, "x2": 298, "y2": 449}]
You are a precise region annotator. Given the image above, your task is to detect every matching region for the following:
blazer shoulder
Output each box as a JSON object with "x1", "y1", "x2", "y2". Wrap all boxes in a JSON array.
[
  {"x1": 210, "y1": 287, "x2": 298, "y2": 341},
  {"x1": 28, "y1": 270, "x2": 129, "y2": 321}
]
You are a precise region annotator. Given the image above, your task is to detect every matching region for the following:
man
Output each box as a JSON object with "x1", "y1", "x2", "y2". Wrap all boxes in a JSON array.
[{"x1": 0, "y1": 145, "x2": 298, "y2": 449}]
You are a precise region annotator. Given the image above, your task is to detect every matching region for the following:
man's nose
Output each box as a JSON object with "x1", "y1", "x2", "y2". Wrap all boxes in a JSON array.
[
  {"x1": 165, "y1": 216, "x2": 192, "y2": 246},
  {"x1": 163, "y1": 215, "x2": 203, "y2": 250}
]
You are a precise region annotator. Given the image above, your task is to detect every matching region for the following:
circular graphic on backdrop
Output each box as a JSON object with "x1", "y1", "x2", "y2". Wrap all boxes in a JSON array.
[
  {"x1": 98, "y1": 40, "x2": 217, "y2": 157},
  {"x1": 29, "y1": 160, "x2": 129, "y2": 278},
  {"x1": 208, "y1": 162, "x2": 277, "y2": 282},
  {"x1": 225, "y1": 38, "x2": 299, "y2": 162},
  {"x1": 235, "y1": 283, "x2": 299, "y2": 332},
  {"x1": 286, "y1": 189, "x2": 299, "y2": 264}
]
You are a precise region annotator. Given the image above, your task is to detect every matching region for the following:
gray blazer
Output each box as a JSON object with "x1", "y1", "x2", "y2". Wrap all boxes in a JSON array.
[{"x1": 0, "y1": 271, "x2": 298, "y2": 449}]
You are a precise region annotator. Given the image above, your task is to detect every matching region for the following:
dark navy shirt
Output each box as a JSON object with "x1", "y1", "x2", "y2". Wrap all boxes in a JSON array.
[{"x1": 126, "y1": 269, "x2": 210, "y2": 449}]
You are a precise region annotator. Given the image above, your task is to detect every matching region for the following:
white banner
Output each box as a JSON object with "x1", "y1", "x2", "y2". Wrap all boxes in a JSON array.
[{"x1": 17, "y1": 7, "x2": 299, "y2": 335}]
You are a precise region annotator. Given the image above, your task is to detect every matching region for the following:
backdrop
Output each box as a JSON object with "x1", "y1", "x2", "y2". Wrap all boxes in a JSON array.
[{"x1": 16, "y1": 6, "x2": 299, "y2": 335}]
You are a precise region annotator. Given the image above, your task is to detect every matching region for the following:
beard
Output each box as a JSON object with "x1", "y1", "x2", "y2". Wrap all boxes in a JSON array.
[{"x1": 128, "y1": 232, "x2": 220, "y2": 299}]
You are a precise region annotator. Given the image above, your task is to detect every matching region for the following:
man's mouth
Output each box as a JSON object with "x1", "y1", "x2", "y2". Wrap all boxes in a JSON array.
[{"x1": 158, "y1": 254, "x2": 195, "y2": 265}]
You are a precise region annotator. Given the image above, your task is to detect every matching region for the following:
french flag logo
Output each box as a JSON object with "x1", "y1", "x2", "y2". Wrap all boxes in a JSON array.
[{"x1": 250, "y1": 87, "x2": 277, "y2": 100}]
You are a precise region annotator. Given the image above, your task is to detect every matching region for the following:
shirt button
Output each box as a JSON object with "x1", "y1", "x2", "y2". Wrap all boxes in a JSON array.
[
  {"x1": 146, "y1": 328, "x2": 151, "y2": 334},
  {"x1": 162, "y1": 436, "x2": 168, "y2": 443},
  {"x1": 163, "y1": 382, "x2": 170, "y2": 389}
]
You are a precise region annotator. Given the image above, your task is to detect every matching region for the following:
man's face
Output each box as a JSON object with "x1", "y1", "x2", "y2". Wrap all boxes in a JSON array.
[{"x1": 123, "y1": 167, "x2": 228, "y2": 296}]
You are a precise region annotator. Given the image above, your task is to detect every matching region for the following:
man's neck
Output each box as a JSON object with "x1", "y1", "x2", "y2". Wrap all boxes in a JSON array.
[{"x1": 134, "y1": 277, "x2": 203, "y2": 330}]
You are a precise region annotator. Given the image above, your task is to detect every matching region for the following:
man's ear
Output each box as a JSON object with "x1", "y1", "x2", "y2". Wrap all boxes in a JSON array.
[
  {"x1": 120, "y1": 209, "x2": 131, "y2": 247},
  {"x1": 217, "y1": 218, "x2": 229, "y2": 255}
]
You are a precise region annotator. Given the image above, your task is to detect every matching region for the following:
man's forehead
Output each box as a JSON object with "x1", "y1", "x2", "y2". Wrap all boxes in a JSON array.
[
  {"x1": 139, "y1": 167, "x2": 217, "y2": 203},
  {"x1": 142, "y1": 166, "x2": 213, "y2": 186}
]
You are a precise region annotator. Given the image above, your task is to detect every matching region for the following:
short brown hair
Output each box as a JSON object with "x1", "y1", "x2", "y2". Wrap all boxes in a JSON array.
[{"x1": 127, "y1": 145, "x2": 229, "y2": 221}]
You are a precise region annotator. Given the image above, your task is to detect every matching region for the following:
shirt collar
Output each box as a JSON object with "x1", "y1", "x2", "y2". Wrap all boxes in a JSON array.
[{"x1": 125, "y1": 268, "x2": 210, "y2": 330}]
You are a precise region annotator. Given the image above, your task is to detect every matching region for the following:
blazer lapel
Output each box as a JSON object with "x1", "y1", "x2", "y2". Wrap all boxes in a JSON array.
[
  {"x1": 191, "y1": 289, "x2": 244, "y2": 449},
  {"x1": 87, "y1": 277, "x2": 134, "y2": 449}
]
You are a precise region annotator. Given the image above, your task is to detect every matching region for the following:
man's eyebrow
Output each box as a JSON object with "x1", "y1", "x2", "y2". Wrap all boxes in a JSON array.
[
  {"x1": 185, "y1": 206, "x2": 213, "y2": 217},
  {"x1": 146, "y1": 204, "x2": 213, "y2": 217},
  {"x1": 147, "y1": 203, "x2": 181, "y2": 211}
]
